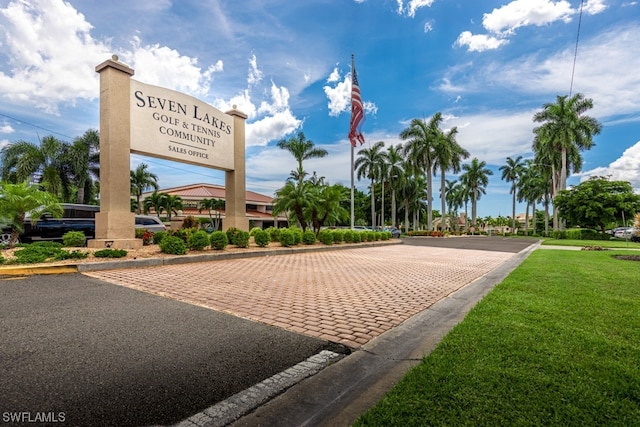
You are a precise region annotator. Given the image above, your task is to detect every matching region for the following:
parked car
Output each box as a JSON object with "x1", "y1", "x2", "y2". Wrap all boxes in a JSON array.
[
  {"x1": 383, "y1": 226, "x2": 402, "y2": 238},
  {"x1": 0, "y1": 204, "x2": 166, "y2": 245},
  {"x1": 135, "y1": 215, "x2": 167, "y2": 232},
  {"x1": 614, "y1": 227, "x2": 638, "y2": 239}
]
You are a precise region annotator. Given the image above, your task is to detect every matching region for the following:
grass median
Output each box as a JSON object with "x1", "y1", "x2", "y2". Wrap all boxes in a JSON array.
[{"x1": 355, "y1": 249, "x2": 640, "y2": 426}]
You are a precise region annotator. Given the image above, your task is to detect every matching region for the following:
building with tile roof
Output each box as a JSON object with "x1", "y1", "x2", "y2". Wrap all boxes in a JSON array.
[{"x1": 141, "y1": 183, "x2": 288, "y2": 229}]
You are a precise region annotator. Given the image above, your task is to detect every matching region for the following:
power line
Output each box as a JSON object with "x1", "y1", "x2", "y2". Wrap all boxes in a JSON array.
[
  {"x1": 0, "y1": 112, "x2": 75, "y2": 140},
  {"x1": 569, "y1": 0, "x2": 585, "y2": 96}
]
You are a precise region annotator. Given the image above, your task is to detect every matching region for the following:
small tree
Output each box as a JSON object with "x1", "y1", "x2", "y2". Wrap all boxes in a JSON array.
[
  {"x1": 199, "y1": 198, "x2": 225, "y2": 230},
  {"x1": 0, "y1": 182, "x2": 63, "y2": 248}
]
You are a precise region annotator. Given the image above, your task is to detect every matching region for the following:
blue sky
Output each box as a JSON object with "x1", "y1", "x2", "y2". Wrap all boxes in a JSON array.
[{"x1": 1, "y1": 0, "x2": 639, "y2": 218}]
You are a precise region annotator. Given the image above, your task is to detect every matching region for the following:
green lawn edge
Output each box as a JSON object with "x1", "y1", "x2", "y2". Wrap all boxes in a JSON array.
[{"x1": 355, "y1": 250, "x2": 640, "y2": 426}]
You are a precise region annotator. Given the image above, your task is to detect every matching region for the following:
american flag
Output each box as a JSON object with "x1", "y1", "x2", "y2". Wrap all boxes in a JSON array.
[{"x1": 349, "y1": 65, "x2": 365, "y2": 147}]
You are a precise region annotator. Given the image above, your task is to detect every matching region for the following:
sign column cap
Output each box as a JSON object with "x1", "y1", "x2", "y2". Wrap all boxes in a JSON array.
[{"x1": 96, "y1": 56, "x2": 135, "y2": 76}]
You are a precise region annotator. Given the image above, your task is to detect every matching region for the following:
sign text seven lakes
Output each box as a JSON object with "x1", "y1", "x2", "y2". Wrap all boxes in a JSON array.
[{"x1": 134, "y1": 90, "x2": 232, "y2": 160}]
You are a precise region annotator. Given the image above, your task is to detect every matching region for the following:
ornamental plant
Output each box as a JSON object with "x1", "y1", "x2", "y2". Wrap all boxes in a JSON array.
[
  {"x1": 159, "y1": 235, "x2": 187, "y2": 255},
  {"x1": 265, "y1": 226, "x2": 280, "y2": 242},
  {"x1": 278, "y1": 229, "x2": 295, "y2": 247},
  {"x1": 233, "y1": 230, "x2": 250, "y2": 248},
  {"x1": 62, "y1": 231, "x2": 86, "y2": 247},
  {"x1": 226, "y1": 227, "x2": 241, "y2": 245},
  {"x1": 302, "y1": 230, "x2": 316, "y2": 245},
  {"x1": 187, "y1": 230, "x2": 210, "y2": 251},
  {"x1": 93, "y1": 249, "x2": 128, "y2": 258},
  {"x1": 318, "y1": 229, "x2": 333, "y2": 245},
  {"x1": 343, "y1": 229, "x2": 355, "y2": 243},
  {"x1": 332, "y1": 229, "x2": 344, "y2": 243},
  {"x1": 249, "y1": 227, "x2": 262, "y2": 236},
  {"x1": 254, "y1": 229, "x2": 271, "y2": 247},
  {"x1": 152, "y1": 230, "x2": 167, "y2": 244},
  {"x1": 210, "y1": 231, "x2": 228, "y2": 250}
]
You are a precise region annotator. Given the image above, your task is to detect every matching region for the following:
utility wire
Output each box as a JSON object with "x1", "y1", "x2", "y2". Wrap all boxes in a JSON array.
[
  {"x1": 0, "y1": 112, "x2": 75, "y2": 140},
  {"x1": 569, "y1": 0, "x2": 585, "y2": 96}
]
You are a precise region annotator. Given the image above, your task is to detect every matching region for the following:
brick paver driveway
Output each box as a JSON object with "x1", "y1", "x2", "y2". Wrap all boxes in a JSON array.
[{"x1": 86, "y1": 241, "x2": 524, "y2": 348}]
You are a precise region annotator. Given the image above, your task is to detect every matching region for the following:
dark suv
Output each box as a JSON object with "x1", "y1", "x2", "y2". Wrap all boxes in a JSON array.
[{"x1": 0, "y1": 204, "x2": 99, "y2": 245}]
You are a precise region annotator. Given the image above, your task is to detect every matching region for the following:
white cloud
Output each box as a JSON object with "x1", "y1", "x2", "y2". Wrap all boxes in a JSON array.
[
  {"x1": 247, "y1": 54, "x2": 263, "y2": 86},
  {"x1": 396, "y1": 0, "x2": 435, "y2": 17},
  {"x1": 482, "y1": 0, "x2": 573, "y2": 35},
  {"x1": 455, "y1": 31, "x2": 508, "y2": 52},
  {"x1": 126, "y1": 37, "x2": 223, "y2": 98},
  {"x1": 584, "y1": 0, "x2": 607, "y2": 15},
  {"x1": 424, "y1": 20, "x2": 434, "y2": 33},
  {"x1": 246, "y1": 110, "x2": 302, "y2": 147},
  {"x1": 326, "y1": 67, "x2": 340, "y2": 83},
  {"x1": 580, "y1": 141, "x2": 640, "y2": 190},
  {"x1": 323, "y1": 70, "x2": 378, "y2": 117},
  {"x1": 1, "y1": 123, "x2": 14, "y2": 134},
  {"x1": 0, "y1": 0, "x2": 111, "y2": 114}
]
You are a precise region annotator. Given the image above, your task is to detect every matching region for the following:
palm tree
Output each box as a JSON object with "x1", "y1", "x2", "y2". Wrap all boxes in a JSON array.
[
  {"x1": 310, "y1": 184, "x2": 348, "y2": 233},
  {"x1": 517, "y1": 160, "x2": 546, "y2": 235},
  {"x1": 400, "y1": 113, "x2": 442, "y2": 231},
  {"x1": 499, "y1": 155, "x2": 524, "y2": 233},
  {"x1": 277, "y1": 131, "x2": 328, "y2": 182},
  {"x1": 67, "y1": 129, "x2": 100, "y2": 204},
  {"x1": 273, "y1": 180, "x2": 313, "y2": 231},
  {"x1": 162, "y1": 194, "x2": 183, "y2": 221},
  {"x1": 533, "y1": 93, "x2": 602, "y2": 229},
  {"x1": 354, "y1": 141, "x2": 386, "y2": 229},
  {"x1": 460, "y1": 158, "x2": 493, "y2": 228},
  {"x1": 199, "y1": 198, "x2": 225, "y2": 230},
  {"x1": 433, "y1": 126, "x2": 469, "y2": 231},
  {"x1": 385, "y1": 144, "x2": 404, "y2": 228},
  {"x1": 130, "y1": 163, "x2": 159, "y2": 214},
  {"x1": 0, "y1": 135, "x2": 72, "y2": 200},
  {"x1": 0, "y1": 181, "x2": 63, "y2": 247},
  {"x1": 143, "y1": 191, "x2": 167, "y2": 218}
]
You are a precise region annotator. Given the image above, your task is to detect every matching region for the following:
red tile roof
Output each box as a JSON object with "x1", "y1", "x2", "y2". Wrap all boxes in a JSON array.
[{"x1": 142, "y1": 183, "x2": 274, "y2": 204}]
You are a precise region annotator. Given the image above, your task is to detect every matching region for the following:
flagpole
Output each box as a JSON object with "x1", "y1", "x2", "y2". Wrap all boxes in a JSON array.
[{"x1": 350, "y1": 54, "x2": 355, "y2": 229}]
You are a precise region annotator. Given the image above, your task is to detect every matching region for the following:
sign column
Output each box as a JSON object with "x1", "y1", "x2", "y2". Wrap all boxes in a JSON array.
[
  {"x1": 223, "y1": 108, "x2": 249, "y2": 231},
  {"x1": 90, "y1": 56, "x2": 142, "y2": 249}
]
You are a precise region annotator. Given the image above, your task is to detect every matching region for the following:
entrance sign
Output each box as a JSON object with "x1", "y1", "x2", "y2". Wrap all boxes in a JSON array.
[
  {"x1": 130, "y1": 80, "x2": 235, "y2": 170},
  {"x1": 89, "y1": 56, "x2": 248, "y2": 249}
]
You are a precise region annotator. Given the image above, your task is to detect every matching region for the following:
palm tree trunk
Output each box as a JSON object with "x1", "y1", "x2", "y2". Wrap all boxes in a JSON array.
[
  {"x1": 370, "y1": 179, "x2": 376, "y2": 229},
  {"x1": 381, "y1": 181, "x2": 385, "y2": 228},
  {"x1": 404, "y1": 201, "x2": 410, "y2": 233},
  {"x1": 391, "y1": 190, "x2": 397, "y2": 228},
  {"x1": 426, "y1": 169, "x2": 433, "y2": 230},
  {"x1": 524, "y1": 203, "x2": 530, "y2": 236},
  {"x1": 511, "y1": 185, "x2": 517, "y2": 232},
  {"x1": 440, "y1": 170, "x2": 446, "y2": 231}
]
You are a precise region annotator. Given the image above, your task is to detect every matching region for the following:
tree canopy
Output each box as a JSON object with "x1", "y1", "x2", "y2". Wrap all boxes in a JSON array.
[{"x1": 553, "y1": 177, "x2": 640, "y2": 232}]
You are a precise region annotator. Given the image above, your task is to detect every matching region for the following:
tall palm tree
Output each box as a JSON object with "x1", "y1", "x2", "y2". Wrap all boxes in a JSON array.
[
  {"x1": 199, "y1": 198, "x2": 225, "y2": 230},
  {"x1": 460, "y1": 158, "x2": 493, "y2": 228},
  {"x1": 0, "y1": 135, "x2": 72, "y2": 200},
  {"x1": 400, "y1": 113, "x2": 442, "y2": 231},
  {"x1": 130, "y1": 163, "x2": 159, "y2": 214},
  {"x1": 385, "y1": 144, "x2": 404, "y2": 228},
  {"x1": 143, "y1": 191, "x2": 167, "y2": 218},
  {"x1": 162, "y1": 194, "x2": 183, "y2": 222},
  {"x1": 276, "y1": 131, "x2": 328, "y2": 182},
  {"x1": 273, "y1": 180, "x2": 313, "y2": 231},
  {"x1": 499, "y1": 155, "x2": 524, "y2": 233},
  {"x1": 533, "y1": 93, "x2": 602, "y2": 229},
  {"x1": 517, "y1": 160, "x2": 546, "y2": 235},
  {"x1": 67, "y1": 129, "x2": 100, "y2": 204},
  {"x1": 354, "y1": 141, "x2": 386, "y2": 229},
  {"x1": 432, "y1": 126, "x2": 469, "y2": 230}
]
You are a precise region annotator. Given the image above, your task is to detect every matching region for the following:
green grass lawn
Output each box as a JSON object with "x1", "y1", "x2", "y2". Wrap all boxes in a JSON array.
[
  {"x1": 541, "y1": 238, "x2": 640, "y2": 249},
  {"x1": 355, "y1": 250, "x2": 640, "y2": 426}
]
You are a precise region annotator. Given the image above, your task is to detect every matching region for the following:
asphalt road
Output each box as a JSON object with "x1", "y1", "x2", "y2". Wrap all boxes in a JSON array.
[{"x1": 0, "y1": 274, "x2": 339, "y2": 426}]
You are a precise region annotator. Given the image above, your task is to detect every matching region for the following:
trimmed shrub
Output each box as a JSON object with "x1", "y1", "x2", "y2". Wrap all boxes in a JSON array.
[
  {"x1": 234, "y1": 230, "x2": 250, "y2": 248},
  {"x1": 291, "y1": 228, "x2": 303, "y2": 245},
  {"x1": 13, "y1": 243, "x2": 86, "y2": 264},
  {"x1": 62, "y1": 231, "x2": 86, "y2": 247},
  {"x1": 249, "y1": 227, "x2": 263, "y2": 236},
  {"x1": 302, "y1": 230, "x2": 316, "y2": 245},
  {"x1": 552, "y1": 230, "x2": 567, "y2": 239},
  {"x1": 343, "y1": 230, "x2": 355, "y2": 243},
  {"x1": 318, "y1": 229, "x2": 334, "y2": 245},
  {"x1": 226, "y1": 227, "x2": 241, "y2": 245},
  {"x1": 373, "y1": 231, "x2": 382, "y2": 241},
  {"x1": 134, "y1": 228, "x2": 146, "y2": 239},
  {"x1": 254, "y1": 229, "x2": 271, "y2": 247},
  {"x1": 332, "y1": 229, "x2": 344, "y2": 243},
  {"x1": 159, "y1": 235, "x2": 187, "y2": 255},
  {"x1": 381, "y1": 231, "x2": 391, "y2": 240},
  {"x1": 182, "y1": 215, "x2": 199, "y2": 229},
  {"x1": 153, "y1": 230, "x2": 167, "y2": 245},
  {"x1": 265, "y1": 226, "x2": 280, "y2": 242},
  {"x1": 353, "y1": 232, "x2": 362, "y2": 243},
  {"x1": 278, "y1": 229, "x2": 295, "y2": 247},
  {"x1": 210, "y1": 231, "x2": 228, "y2": 250},
  {"x1": 188, "y1": 230, "x2": 210, "y2": 251},
  {"x1": 57, "y1": 250, "x2": 89, "y2": 260},
  {"x1": 169, "y1": 228, "x2": 190, "y2": 243},
  {"x1": 94, "y1": 249, "x2": 127, "y2": 258}
]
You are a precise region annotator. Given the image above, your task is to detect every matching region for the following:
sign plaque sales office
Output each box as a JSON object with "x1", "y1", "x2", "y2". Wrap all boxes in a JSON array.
[{"x1": 90, "y1": 56, "x2": 248, "y2": 249}]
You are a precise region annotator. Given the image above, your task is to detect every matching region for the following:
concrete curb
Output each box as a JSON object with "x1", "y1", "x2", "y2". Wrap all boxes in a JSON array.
[{"x1": 0, "y1": 240, "x2": 403, "y2": 276}]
